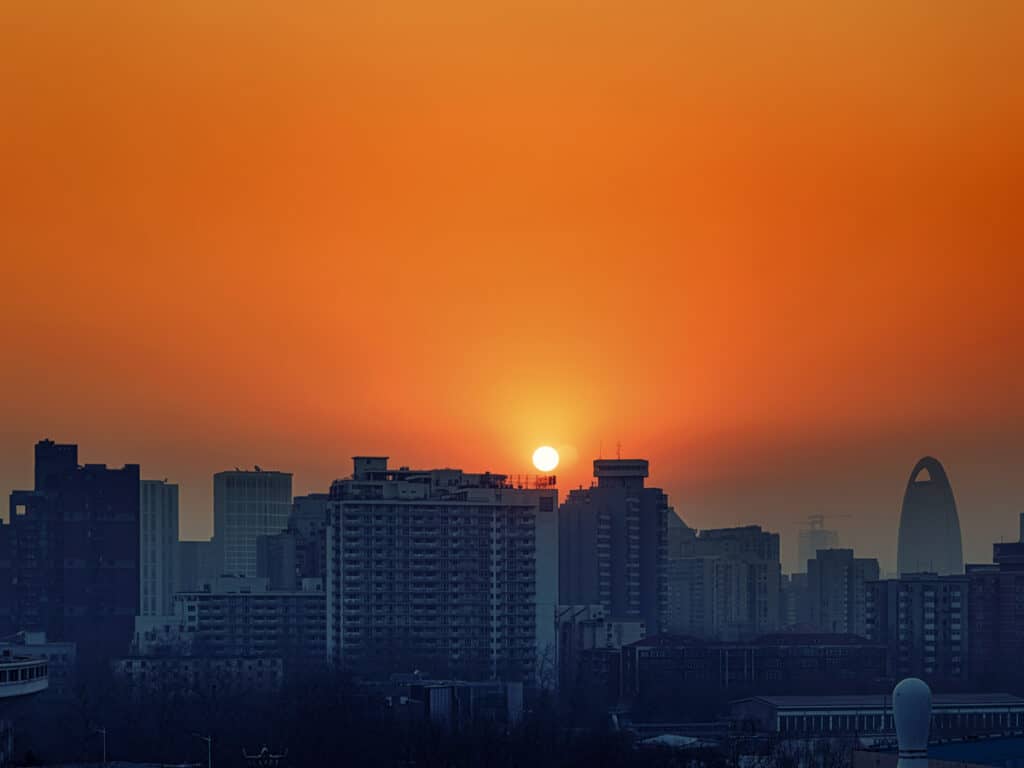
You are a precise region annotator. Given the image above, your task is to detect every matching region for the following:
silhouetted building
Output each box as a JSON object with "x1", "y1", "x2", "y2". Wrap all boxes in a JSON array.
[
  {"x1": 807, "y1": 549, "x2": 879, "y2": 636},
  {"x1": 112, "y1": 655, "x2": 283, "y2": 695},
  {"x1": 214, "y1": 469, "x2": 292, "y2": 578},
  {"x1": 326, "y1": 457, "x2": 559, "y2": 684},
  {"x1": 140, "y1": 479, "x2": 178, "y2": 617},
  {"x1": 256, "y1": 531, "x2": 298, "y2": 591},
  {"x1": 666, "y1": 509, "x2": 695, "y2": 559},
  {"x1": 176, "y1": 538, "x2": 218, "y2": 592},
  {"x1": 665, "y1": 526, "x2": 781, "y2": 640},
  {"x1": 559, "y1": 459, "x2": 670, "y2": 634},
  {"x1": 6, "y1": 440, "x2": 140, "y2": 661},
  {"x1": 290, "y1": 493, "x2": 330, "y2": 581},
  {"x1": 897, "y1": 457, "x2": 964, "y2": 576},
  {"x1": 619, "y1": 632, "x2": 886, "y2": 703},
  {"x1": 967, "y1": 540, "x2": 1024, "y2": 690},
  {"x1": 866, "y1": 573, "x2": 968, "y2": 685},
  {"x1": 175, "y1": 576, "x2": 325, "y2": 669},
  {"x1": 798, "y1": 515, "x2": 840, "y2": 573},
  {"x1": 732, "y1": 692, "x2": 1024, "y2": 737},
  {"x1": 780, "y1": 572, "x2": 811, "y2": 629},
  {"x1": 556, "y1": 604, "x2": 644, "y2": 694}
]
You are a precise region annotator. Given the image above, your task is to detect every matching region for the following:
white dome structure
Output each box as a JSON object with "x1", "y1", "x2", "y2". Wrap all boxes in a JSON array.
[{"x1": 894, "y1": 677, "x2": 932, "y2": 768}]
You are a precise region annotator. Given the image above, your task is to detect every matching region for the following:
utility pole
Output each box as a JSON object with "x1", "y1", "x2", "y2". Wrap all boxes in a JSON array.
[
  {"x1": 193, "y1": 733, "x2": 213, "y2": 768},
  {"x1": 93, "y1": 727, "x2": 107, "y2": 765}
]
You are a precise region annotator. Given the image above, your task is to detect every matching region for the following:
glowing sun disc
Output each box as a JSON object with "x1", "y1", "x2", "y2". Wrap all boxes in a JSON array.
[{"x1": 533, "y1": 446, "x2": 559, "y2": 472}]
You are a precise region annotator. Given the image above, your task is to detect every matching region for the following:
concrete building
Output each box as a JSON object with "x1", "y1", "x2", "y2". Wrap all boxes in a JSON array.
[
  {"x1": 326, "y1": 457, "x2": 559, "y2": 684},
  {"x1": 556, "y1": 604, "x2": 644, "y2": 693},
  {"x1": 290, "y1": 493, "x2": 331, "y2": 581},
  {"x1": 6, "y1": 440, "x2": 140, "y2": 661},
  {"x1": 140, "y1": 480, "x2": 179, "y2": 617},
  {"x1": 967, "y1": 540, "x2": 1024, "y2": 690},
  {"x1": 112, "y1": 655, "x2": 283, "y2": 695},
  {"x1": 780, "y1": 572, "x2": 811, "y2": 629},
  {"x1": 732, "y1": 692, "x2": 1024, "y2": 738},
  {"x1": 256, "y1": 531, "x2": 298, "y2": 591},
  {"x1": 174, "y1": 576, "x2": 326, "y2": 668},
  {"x1": 619, "y1": 633, "x2": 886, "y2": 703},
  {"x1": 898, "y1": 457, "x2": 964, "y2": 576},
  {"x1": 176, "y1": 538, "x2": 218, "y2": 592},
  {"x1": 665, "y1": 526, "x2": 781, "y2": 640},
  {"x1": 214, "y1": 469, "x2": 292, "y2": 578},
  {"x1": 559, "y1": 459, "x2": 671, "y2": 634},
  {"x1": 797, "y1": 515, "x2": 840, "y2": 572},
  {"x1": 866, "y1": 573, "x2": 969, "y2": 685},
  {"x1": 807, "y1": 549, "x2": 879, "y2": 636}
]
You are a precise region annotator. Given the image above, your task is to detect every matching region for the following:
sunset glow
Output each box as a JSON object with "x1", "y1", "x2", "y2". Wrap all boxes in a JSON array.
[{"x1": 1, "y1": 1, "x2": 1022, "y2": 571}]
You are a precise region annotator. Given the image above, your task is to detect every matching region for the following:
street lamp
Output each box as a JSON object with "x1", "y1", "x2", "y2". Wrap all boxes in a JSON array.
[
  {"x1": 192, "y1": 732, "x2": 213, "y2": 768},
  {"x1": 92, "y1": 727, "x2": 107, "y2": 766}
]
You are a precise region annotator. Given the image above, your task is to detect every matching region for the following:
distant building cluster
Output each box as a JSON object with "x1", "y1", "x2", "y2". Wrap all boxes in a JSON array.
[{"x1": 4, "y1": 439, "x2": 1024, "y2": 731}]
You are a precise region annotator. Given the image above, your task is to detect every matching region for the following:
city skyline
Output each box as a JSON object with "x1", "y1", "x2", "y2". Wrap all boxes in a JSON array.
[{"x1": 1, "y1": 437, "x2": 1018, "y2": 574}]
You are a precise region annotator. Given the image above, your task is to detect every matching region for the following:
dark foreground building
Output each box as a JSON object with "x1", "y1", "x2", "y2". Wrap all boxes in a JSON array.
[
  {"x1": 5, "y1": 440, "x2": 140, "y2": 662},
  {"x1": 559, "y1": 459, "x2": 671, "y2": 634}
]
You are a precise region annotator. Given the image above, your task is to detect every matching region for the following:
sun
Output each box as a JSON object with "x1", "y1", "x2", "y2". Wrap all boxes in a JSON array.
[{"x1": 532, "y1": 445, "x2": 559, "y2": 473}]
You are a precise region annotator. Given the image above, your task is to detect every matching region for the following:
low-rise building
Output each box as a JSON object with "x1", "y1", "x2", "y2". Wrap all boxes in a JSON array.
[
  {"x1": 175, "y1": 576, "x2": 326, "y2": 668},
  {"x1": 732, "y1": 692, "x2": 1024, "y2": 738},
  {"x1": 112, "y1": 656, "x2": 283, "y2": 695}
]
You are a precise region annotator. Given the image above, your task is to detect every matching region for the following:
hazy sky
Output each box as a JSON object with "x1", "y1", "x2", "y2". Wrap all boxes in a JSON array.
[{"x1": 2, "y1": 1, "x2": 1022, "y2": 571}]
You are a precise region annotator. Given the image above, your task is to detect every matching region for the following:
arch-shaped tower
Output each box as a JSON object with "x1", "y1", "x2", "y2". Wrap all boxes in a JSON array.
[{"x1": 897, "y1": 457, "x2": 964, "y2": 576}]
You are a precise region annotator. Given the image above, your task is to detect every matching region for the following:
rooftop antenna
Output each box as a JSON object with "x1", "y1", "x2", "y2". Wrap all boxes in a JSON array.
[
  {"x1": 599, "y1": 441, "x2": 603, "y2": 460},
  {"x1": 616, "y1": 441, "x2": 622, "y2": 460}
]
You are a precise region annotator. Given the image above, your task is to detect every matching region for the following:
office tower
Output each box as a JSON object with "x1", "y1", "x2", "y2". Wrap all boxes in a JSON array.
[
  {"x1": 665, "y1": 525, "x2": 781, "y2": 640},
  {"x1": 967, "y1": 539, "x2": 1024, "y2": 690},
  {"x1": 866, "y1": 573, "x2": 969, "y2": 685},
  {"x1": 176, "y1": 539, "x2": 218, "y2": 592},
  {"x1": 797, "y1": 515, "x2": 840, "y2": 572},
  {"x1": 256, "y1": 531, "x2": 298, "y2": 590},
  {"x1": 897, "y1": 457, "x2": 964, "y2": 576},
  {"x1": 7, "y1": 440, "x2": 140, "y2": 661},
  {"x1": 558, "y1": 459, "x2": 670, "y2": 634},
  {"x1": 326, "y1": 457, "x2": 558, "y2": 683},
  {"x1": 213, "y1": 469, "x2": 292, "y2": 578},
  {"x1": 140, "y1": 479, "x2": 179, "y2": 617},
  {"x1": 290, "y1": 493, "x2": 330, "y2": 581},
  {"x1": 806, "y1": 549, "x2": 879, "y2": 636}
]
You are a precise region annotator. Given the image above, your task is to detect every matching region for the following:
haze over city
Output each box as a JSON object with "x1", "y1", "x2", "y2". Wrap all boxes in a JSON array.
[{"x1": 3, "y1": 2, "x2": 1023, "y2": 572}]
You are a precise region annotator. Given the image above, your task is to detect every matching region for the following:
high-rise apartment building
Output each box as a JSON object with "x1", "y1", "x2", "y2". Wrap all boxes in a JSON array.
[
  {"x1": 326, "y1": 457, "x2": 558, "y2": 684},
  {"x1": 665, "y1": 526, "x2": 780, "y2": 640},
  {"x1": 807, "y1": 549, "x2": 879, "y2": 636},
  {"x1": 6, "y1": 440, "x2": 140, "y2": 660},
  {"x1": 967, "y1": 539, "x2": 1024, "y2": 690},
  {"x1": 213, "y1": 469, "x2": 292, "y2": 578},
  {"x1": 140, "y1": 479, "x2": 179, "y2": 617},
  {"x1": 559, "y1": 459, "x2": 670, "y2": 633},
  {"x1": 865, "y1": 573, "x2": 968, "y2": 685}
]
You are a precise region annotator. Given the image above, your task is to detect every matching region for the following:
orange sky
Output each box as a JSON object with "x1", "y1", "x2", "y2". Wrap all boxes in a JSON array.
[{"x1": 2, "y1": 0, "x2": 1022, "y2": 570}]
